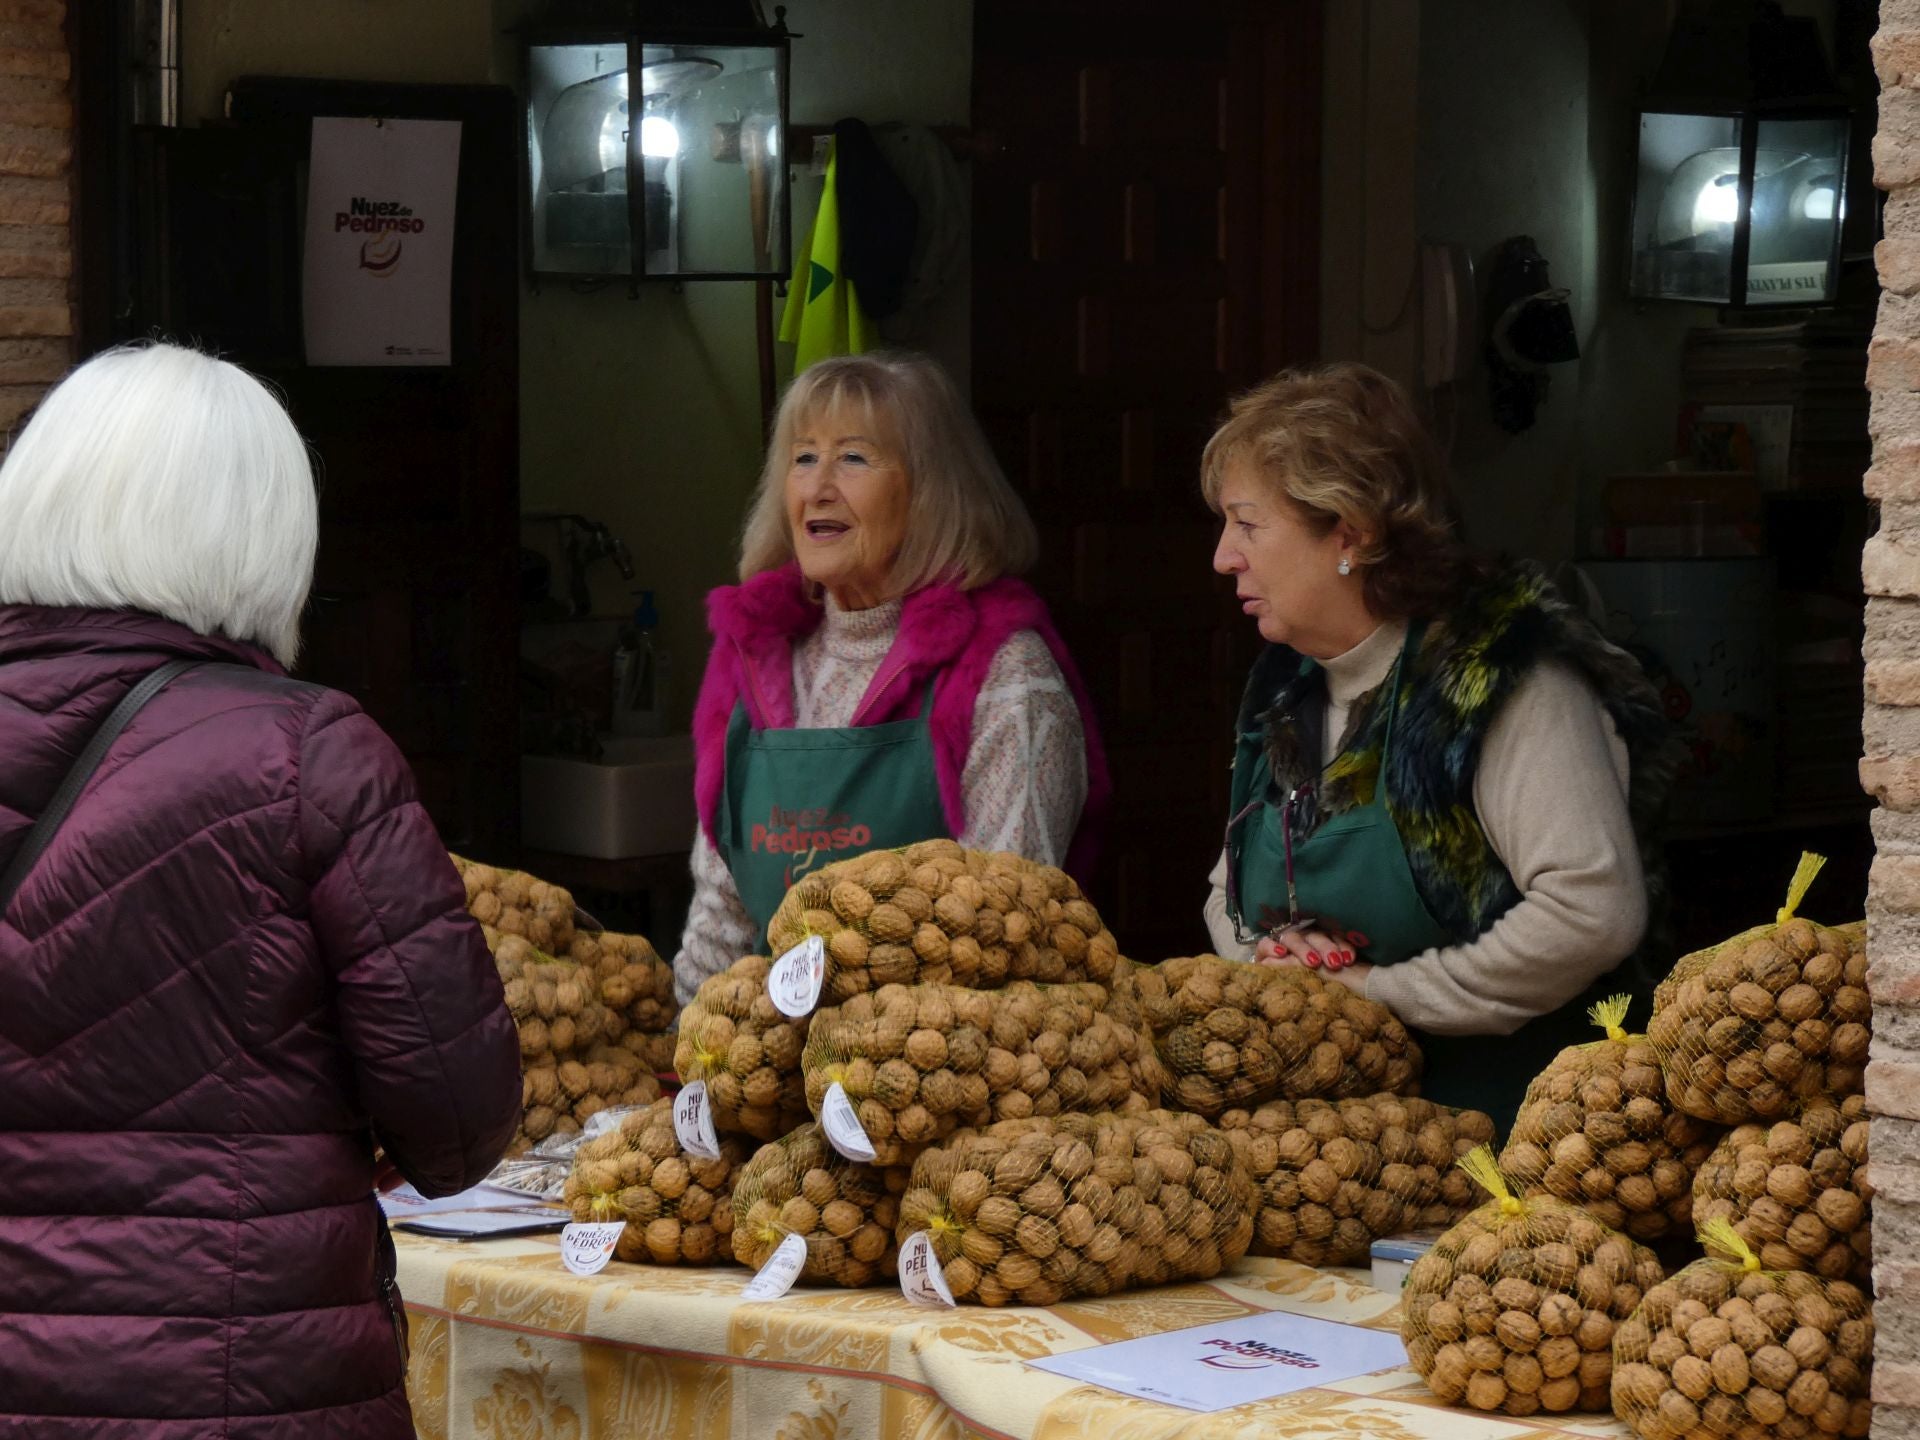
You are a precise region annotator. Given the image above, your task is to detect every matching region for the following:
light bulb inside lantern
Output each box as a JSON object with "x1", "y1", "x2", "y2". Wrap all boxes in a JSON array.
[
  {"x1": 1693, "y1": 174, "x2": 1740, "y2": 230},
  {"x1": 642, "y1": 116, "x2": 680, "y2": 159},
  {"x1": 1800, "y1": 184, "x2": 1836, "y2": 221}
]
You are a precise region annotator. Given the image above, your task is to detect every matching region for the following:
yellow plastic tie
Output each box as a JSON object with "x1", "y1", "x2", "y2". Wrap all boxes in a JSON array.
[
  {"x1": 1776, "y1": 851, "x2": 1828, "y2": 925},
  {"x1": 589, "y1": 1191, "x2": 620, "y2": 1222},
  {"x1": 1699, "y1": 1218, "x2": 1762, "y2": 1272},
  {"x1": 927, "y1": 1209, "x2": 965, "y2": 1239},
  {"x1": 1457, "y1": 1144, "x2": 1525, "y2": 1217},
  {"x1": 1588, "y1": 994, "x2": 1632, "y2": 1044}
]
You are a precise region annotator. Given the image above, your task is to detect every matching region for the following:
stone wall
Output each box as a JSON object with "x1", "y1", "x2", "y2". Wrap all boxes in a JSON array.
[
  {"x1": 1869, "y1": 5, "x2": 1920, "y2": 1435},
  {"x1": 0, "y1": 0, "x2": 69, "y2": 438}
]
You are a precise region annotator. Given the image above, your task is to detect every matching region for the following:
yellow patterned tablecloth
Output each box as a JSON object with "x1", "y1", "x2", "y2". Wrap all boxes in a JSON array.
[{"x1": 396, "y1": 1232, "x2": 1634, "y2": 1440}]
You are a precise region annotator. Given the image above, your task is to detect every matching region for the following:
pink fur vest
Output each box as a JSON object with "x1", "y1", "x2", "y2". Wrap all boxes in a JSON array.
[{"x1": 692, "y1": 564, "x2": 1111, "y2": 884}]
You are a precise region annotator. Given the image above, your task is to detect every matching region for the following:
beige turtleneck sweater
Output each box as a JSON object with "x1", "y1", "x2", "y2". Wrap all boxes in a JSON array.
[
  {"x1": 673, "y1": 596, "x2": 1089, "y2": 1004},
  {"x1": 1202, "y1": 619, "x2": 1645, "y2": 1036}
]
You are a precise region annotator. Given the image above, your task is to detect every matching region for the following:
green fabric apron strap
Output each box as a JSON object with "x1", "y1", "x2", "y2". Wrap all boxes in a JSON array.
[
  {"x1": 717, "y1": 677, "x2": 950, "y2": 934},
  {"x1": 1225, "y1": 624, "x2": 1591, "y2": 1130}
]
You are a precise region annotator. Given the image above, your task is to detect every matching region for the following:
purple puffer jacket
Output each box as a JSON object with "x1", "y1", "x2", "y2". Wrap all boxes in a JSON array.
[{"x1": 0, "y1": 605, "x2": 523, "y2": 1439}]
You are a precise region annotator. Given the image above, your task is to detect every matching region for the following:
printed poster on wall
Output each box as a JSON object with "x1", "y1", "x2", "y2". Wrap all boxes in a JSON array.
[{"x1": 302, "y1": 116, "x2": 462, "y2": 366}]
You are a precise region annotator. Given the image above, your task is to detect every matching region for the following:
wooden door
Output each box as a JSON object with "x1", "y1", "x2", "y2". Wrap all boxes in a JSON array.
[
  {"x1": 116, "y1": 81, "x2": 522, "y2": 858},
  {"x1": 972, "y1": 0, "x2": 1322, "y2": 960}
]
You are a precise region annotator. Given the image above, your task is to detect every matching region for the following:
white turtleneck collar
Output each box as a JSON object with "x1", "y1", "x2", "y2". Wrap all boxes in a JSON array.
[{"x1": 1318, "y1": 617, "x2": 1408, "y2": 709}]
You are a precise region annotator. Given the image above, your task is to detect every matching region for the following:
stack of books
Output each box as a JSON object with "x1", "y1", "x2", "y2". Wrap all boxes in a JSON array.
[{"x1": 1680, "y1": 312, "x2": 1870, "y2": 489}]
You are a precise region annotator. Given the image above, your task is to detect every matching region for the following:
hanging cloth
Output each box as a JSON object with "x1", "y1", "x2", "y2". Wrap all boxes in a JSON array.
[{"x1": 780, "y1": 140, "x2": 880, "y2": 370}]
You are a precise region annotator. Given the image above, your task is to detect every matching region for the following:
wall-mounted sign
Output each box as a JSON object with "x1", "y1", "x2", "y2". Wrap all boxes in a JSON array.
[{"x1": 303, "y1": 116, "x2": 462, "y2": 366}]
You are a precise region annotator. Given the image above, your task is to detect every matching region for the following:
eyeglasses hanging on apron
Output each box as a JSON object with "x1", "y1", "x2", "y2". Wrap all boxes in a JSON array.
[
  {"x1": 1223, "y1": 624, "x2": 1445, "y2": 965},
  {"x1": 1222, "y1": 781, "x2": 1321, "y2": 947}
]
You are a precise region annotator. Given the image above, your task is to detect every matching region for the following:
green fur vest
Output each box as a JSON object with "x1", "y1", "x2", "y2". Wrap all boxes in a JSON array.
[{"x1": 1235, "y1": 562, "x2": 1682, "y2": 949}]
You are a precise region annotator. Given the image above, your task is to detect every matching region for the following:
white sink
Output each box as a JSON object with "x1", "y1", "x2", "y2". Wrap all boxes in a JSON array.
[{"x1": 521, "y1": 733, "x2": 696, "y2": 860}]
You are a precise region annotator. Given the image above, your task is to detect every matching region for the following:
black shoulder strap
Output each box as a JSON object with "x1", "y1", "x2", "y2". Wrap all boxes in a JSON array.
[{"x1": 0, "y1": 659, "x2": 198, "y2": 918}]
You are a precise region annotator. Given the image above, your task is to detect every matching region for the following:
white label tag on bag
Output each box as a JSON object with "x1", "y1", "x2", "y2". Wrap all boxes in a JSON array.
[
  {"x1": 559, "y1": 1220, "x2": 625, "y2": 1277},
  {"x1": 819, "y1": 1081, "x2": 877, "y2": 1162},
  {"x1": 672, "y1": 1080, "x2": 723, "y2": 1160},
  {"x1": 742, "y1": 1232, "x2": 809, "y2": 1301},
  {"x1": 898, "y1": 1230, "x2": 957, "y2": 1306},
  {"x1": 768, "y1": 934, "x2": 827, "y2": 1017}
]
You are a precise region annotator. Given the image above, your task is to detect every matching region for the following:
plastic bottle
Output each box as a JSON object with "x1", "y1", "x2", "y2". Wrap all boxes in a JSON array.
[{"x1": 611, "y1": 590, "x2": 671, "y2": 737}]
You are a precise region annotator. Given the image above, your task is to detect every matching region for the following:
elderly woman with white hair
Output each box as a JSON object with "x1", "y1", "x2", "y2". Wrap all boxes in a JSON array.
[
  {"x1": 674, "y1": 350, "x2": 1111, "y2": 1002},
  {"x1": 0, "y1": 342, "x2": 520, "y2": 1439}
]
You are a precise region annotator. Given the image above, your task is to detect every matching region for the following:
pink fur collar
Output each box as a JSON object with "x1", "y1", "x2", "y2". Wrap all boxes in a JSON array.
[{"x1": 691, "y1": 564, "x2": 1111, "y2": 885}]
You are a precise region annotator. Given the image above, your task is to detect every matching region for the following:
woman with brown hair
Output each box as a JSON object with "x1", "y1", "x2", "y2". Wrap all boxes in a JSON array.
[{"x1": 1202, "y1": 361, "x2": 1679, "y2": 1126}]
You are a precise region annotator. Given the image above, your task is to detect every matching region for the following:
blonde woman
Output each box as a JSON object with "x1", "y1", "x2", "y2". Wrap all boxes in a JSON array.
[
  {"x1": 1202, "y1": 362, "x2": 1680, "y2": 1127},
  {"x1": 673, "y1": 351, "x2": 1110, "y2": 1002}
]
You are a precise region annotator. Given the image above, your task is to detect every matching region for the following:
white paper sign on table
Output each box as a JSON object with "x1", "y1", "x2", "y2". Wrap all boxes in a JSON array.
[
  {"x1": 897, "y1": 1230, "x2": 956, "y2": 1307},
  {"x1": 819, "y1": 1081, "x2": 877, "y2": 1162},
  {"x1": 377, "y1": 1180, "x2": 531, "y2": 1218},
  {"x1": 672, "y1": 1081, "x2": 723, "y2": 1160},
  {"x1": 559, "y1": 1220, "x2": 626, "y2": 1277},
  {"x1": 767, "y1": 934, "x2": 827, "y2": 1017},
  {"x1": 1027, "y1": 1309, "x2": 1408, "y2": 1412},
  {"x1": 742, "y1": 1233, "x2": 809, "y2": 1301}
]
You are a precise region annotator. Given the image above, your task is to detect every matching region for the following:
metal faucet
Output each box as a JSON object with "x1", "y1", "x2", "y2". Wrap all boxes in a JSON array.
[{"x1": 526, "y1": 512, "x2": 635, "y2": 618}]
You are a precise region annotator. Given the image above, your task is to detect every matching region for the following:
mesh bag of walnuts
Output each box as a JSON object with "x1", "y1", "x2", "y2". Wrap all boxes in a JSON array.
[
  {"x1": 1648, "y1": 853, "x2": 1868, "y2": 1125},
  {"x1": 1499, "y1": 995, "x2": 1720, "y2": 1243},
  {"x1": 563, "y1": 1097, "x2": 752, "y2": 1264},
  {"x1": 456, "y1": 855, "x2": 578, "y2": 956},
  {"x1": 802, "y1": 979, "x2": 1157, "y2": 1166},
  {"x1": 490, "y1": 932, "x2": 649, "y2": 1153},
  {"x1": 731, "y1": 1124, "x2": 908, "y2": 1287},
  {"x1": 673, "y1": 955, "x2": 812, "y2": 1140},
  {"x1": 457, "y1": 854, "x2": 675, "y2": 1050},
  {"x1": 491, "y1": 933, "x2": 618, "y2": 1065},
  {"x1": 1089, "y1": 956, "x2": 1173, "y2": 1098},
  {"x1": 1611, "y1": 1220, "x2": 1873, "y2": 1440},
  {"x1": 1219, "y1": 1094, "x2": 1494, "y2": 1266},
  {"x1": 1689, "y1": 1092, "x2": 1871, "y2": 1288},
  {"x1": 569, "y1": 928, "x2": 678, "y2": 1038},
  {"x1": 620, "y1": 1029, "x2": 678, "y2": 1075},
  {"x1": 1401, "y1": 1147, "x2": 1665, "y2": 1417},
  {"x1": 895, "y1": 1110, "x2": 1256, "y2": 1306},
  {"x1": 765, "y1": 841, "x2": 1120, "y2": 1006},
  {"x1": 1130, "y1": 955, "x2": 1421, "y2": 1118},
  {"x1": 518, "y1": 1048, "x2": 662, "y2": 1150}
]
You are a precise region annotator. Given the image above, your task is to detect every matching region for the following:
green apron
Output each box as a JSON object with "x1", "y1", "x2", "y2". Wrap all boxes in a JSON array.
[
  {"x1": 717, "y1": 678, "x2": 950, "y2": 934},
  {"x1": 1225, "y1": 626, "x2": 1587, "y2": 1130}
]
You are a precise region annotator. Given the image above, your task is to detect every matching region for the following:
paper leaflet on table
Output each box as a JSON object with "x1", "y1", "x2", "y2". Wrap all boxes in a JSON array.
[
  {"x1": 1028, "y1": 1309, "x2": 1407, "y2": 1413},
  {"x1": 379, "y1": 1180, "x2": 552, "y2": 1218}
]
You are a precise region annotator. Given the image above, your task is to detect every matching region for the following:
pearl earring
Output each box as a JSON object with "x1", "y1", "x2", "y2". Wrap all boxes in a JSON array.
[{"x1": 1338, "y1": 556, "x2": 1352, "y2": 576}]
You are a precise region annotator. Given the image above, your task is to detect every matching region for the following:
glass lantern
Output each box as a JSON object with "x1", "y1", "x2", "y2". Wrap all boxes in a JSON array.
[
  {"x1": 524, "y1": 21, "x2": 790, "y2": 282},
  {"x1": 1630, "y1": 106, "x2": 1849, "y2": 308}
]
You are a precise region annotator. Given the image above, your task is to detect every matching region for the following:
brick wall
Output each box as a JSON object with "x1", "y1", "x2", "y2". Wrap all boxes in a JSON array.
[
  {"x1": 1872, "y1": 5, "x2": 1920, "y2": 1436},
  {"x1": 0, "y1": 0, "x2": 69, "y2": 440}
]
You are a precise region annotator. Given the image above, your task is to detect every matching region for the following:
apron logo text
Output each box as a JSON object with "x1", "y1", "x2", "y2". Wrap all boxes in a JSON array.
[{"x1": 750, "y1": 803, "x2": 871, "y2": 858}]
